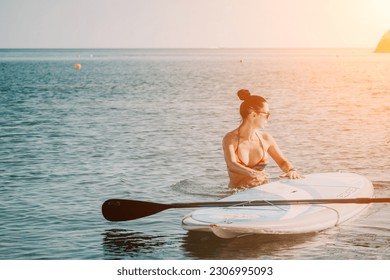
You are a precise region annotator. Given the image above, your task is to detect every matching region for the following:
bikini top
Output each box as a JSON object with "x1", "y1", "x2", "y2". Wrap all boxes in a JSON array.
[{"x1": 235, "y1": 130, "x2": 268, "y2": 170}]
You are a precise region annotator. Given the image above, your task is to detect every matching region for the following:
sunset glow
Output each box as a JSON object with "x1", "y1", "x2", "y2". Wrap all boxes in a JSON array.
[{"x1": 0, "y1": 0, "x2": 389, "y2": 48}]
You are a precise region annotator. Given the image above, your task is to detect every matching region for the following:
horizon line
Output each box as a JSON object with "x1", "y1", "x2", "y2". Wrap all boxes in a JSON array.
[{"x1": 0, "y1": 47, "x2": 377, "y2": 50}]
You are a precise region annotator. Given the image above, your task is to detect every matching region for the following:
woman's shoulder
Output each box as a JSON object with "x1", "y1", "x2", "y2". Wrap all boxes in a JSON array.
[
  {"x1": 258, "y1": 130, "x2": 275, "y2": 142},
  {"x1": 223, "y1": 129, "x2": 239, "y2": 144}
]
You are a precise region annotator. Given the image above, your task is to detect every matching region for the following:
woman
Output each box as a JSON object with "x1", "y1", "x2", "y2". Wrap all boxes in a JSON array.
[{"x1": 223, "y1": 89, "x2": 303, "y2": 189}]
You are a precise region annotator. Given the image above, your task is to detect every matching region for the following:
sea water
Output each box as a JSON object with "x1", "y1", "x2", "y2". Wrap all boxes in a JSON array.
[{"x1": 0, "y1": 48, "x2": 389, "y2": 259}]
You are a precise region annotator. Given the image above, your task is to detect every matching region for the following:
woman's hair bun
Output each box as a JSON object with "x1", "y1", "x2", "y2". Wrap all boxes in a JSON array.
[{"x1": 237, "y1": 89, "x2": 251, "y2": 101}]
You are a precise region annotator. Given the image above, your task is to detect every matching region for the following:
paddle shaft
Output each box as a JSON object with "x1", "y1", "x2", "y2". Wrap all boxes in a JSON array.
[
  {"x1": 171, "y1": 197, "x2": 390, "y2": 208},
  {"x1": 102, "y1": 197, "x2": 390, "y2": 222}
]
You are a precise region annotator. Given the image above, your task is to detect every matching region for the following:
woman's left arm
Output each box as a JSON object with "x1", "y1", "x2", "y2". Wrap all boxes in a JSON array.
[{"x1": 263, "y1": 132, "x2": 304, "y2": 179}]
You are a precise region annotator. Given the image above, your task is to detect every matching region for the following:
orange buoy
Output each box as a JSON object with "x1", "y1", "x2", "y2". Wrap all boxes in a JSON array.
[{"x1": 74, "y1": 63, "x2": 82, "y2": 70}]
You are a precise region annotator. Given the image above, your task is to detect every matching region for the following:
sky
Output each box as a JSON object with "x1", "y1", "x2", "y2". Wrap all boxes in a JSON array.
[{"x1": 0, "y1": 0, "x2": 389, "y2": 48}]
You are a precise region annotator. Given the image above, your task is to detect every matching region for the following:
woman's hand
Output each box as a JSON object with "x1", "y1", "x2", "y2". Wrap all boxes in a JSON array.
[
  {"x1": 248, "y1": 170, "x2": 269, "y2": 185},
  {"x1": 281, "y1": 169, "x2": 304, "y2": 179}
]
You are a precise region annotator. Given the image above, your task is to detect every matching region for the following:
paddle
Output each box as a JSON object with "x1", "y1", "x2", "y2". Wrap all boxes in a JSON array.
[{"x1": 102, "y1": 197, "x2": 390, "y2": 222}]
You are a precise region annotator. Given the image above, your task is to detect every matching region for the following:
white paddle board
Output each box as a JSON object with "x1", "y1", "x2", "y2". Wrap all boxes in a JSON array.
[{"x1": 182, "y1": 173, "x2": 374, "y2": 238}]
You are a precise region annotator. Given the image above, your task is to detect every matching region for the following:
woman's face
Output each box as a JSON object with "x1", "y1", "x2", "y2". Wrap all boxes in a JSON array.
[{"x1": 254, "y1": 102, "x2": 270, "y2": 129}]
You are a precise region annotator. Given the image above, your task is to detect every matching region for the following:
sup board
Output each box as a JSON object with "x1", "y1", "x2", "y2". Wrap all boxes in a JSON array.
[{"x1": 182, "y1": 172, "x2": 374, "y2": 238}]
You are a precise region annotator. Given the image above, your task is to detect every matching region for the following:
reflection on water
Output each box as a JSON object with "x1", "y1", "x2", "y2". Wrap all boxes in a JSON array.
[
  {"x1": 102, "y1": 228, "x2": 318, "y2": 260},
  {"x1": 182, "y1": 231, "x2": 317, "y2": 259},
  {"x1": 102, "y1": 229, "x2": 166, "y2": 259}
]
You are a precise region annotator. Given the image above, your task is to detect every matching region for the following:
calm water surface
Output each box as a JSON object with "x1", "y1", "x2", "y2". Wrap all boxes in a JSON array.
[{"x1": 0, "y1": 49, "x2": 389, "y2": 259}]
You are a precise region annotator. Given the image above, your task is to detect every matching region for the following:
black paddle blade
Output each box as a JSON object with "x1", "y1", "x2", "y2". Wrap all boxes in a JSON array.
[{"x1": 102, "y1": 199, "x2": 171, "y2": 221}]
